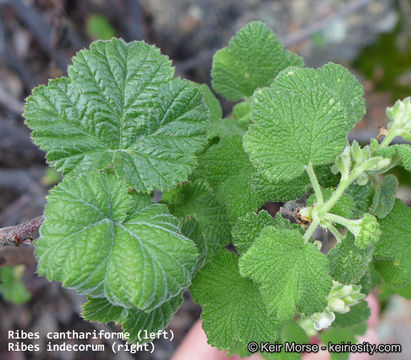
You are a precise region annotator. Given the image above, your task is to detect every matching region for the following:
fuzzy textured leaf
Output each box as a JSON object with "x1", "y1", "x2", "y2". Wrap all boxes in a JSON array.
[
  {"x1": 180, "y1": 217, "x2": 208, "y2": 274},
  {"x1": 328, "y1": 233, "x2": 374, "y2": 284},
  {"x1": 24, "y1": 39, "x2": 209, "y2": 193},
  {"x1": 195, "y1": 135, "x2": 265, "y2": 222},
  {"x1": 244, "y1": 64, "x2": 364, "y2": 181},
  {"x1": 191, "y1": 250, "x2": 280, "y2": 357},
  {"x1": 233, "y1": 210, "x2": 276, "y2": 256},
  {"x1": 82, "y1": 295, "x2": 182, "y2": 343},
  {"x1": 376, "y1": 144, "x2": 411, "y2": 171},
  {"x1": 358, "y1": 263, "x2": 382, "y2": 296},
  {"x1": 332, "y1": 301, "x2": 370, "y2": 328},
  {"x1": 374, "y1": 199, "x2": 411, "y2": 287},
  {"x1": 371, "y1": 175, "x2": 398, "y2": 218},
  {"x1": 165, "y1": 179, "x2": 231, "y2": 259},
  {"x1": 278, "y1": 322, "x2": 309, "y2": 360},
  {"x1": 233, "y1": 212, "x2": 302, "y2": 256},
  {"x1": 346, "y1": 183, "x2": 374, "y2": 219},
  {"x1": 212, "y1": 21, "x2": 303, "y2": 101},
  {"x1": 252, "y1": 164, "x2": 338, "y2": 202},
  {"x1": 272, "y1": 63, "x2": 365, "y2": 128},
  {"x1": 251, "y1": 171, "x2": 309, "y2": 202},
  {"x1": 35, "y1": 171, "x2": 198, "y2": 310},
  {"x1": 232, "y1": 102, "x2": 251, "y2": 128},
  {"x1": 239, "y1": 226, "x2": 332, "y2": 322},
  {"x1": 319, "y1": 323, "x2": 367, "y2": 360},
  {"x1": 209, "y1": 118, "x2": 246, "y2": 139}
]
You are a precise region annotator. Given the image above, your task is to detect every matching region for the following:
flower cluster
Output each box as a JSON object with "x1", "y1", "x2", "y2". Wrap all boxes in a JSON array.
[{"x1": 310, "y1": 281, "x2": 365, "y2": 331}]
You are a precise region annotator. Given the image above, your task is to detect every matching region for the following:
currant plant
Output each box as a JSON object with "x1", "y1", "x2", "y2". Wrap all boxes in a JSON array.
[{"x1": 19, "y1": 21, "x2": 411, "y2": 358}]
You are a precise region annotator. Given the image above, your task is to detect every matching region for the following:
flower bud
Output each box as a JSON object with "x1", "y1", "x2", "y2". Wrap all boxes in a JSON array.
[
  {"x1": 311, "y1": 308, "x2": 335, "y2": 331},
  {"x1": 354, "y1": 213, "x2": 381, "y2": 249},
  {"x1": 328, "y1": 297, "x2": 349, "y2": 313},
  {"x1": 355, "y1": 173, "x2": 369, "y2": 186},
  {"x1": 335, "y1": 146, "x2": 351, "y2": 178},
  {"x1": 386, "y1": 97, "x2": 411, "y2": 129},
  {"x1": 350, "y1": 141, "x2": 363, "y2": 163}
]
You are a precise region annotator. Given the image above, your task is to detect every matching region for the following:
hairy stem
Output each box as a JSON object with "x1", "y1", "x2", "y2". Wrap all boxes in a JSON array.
[
  {"x1": 0, "y1": 215, "x2": 44, "y2": 247},
  {"x1": 327, "y1": 223, "x2": 344, "y2": 243},
  {"x1": 323, "y1": 213, "x2": 359, "y2": 231},
  {"x1": 305, "y1": 163, "x2": 323, "y2": 205},
  {"x1": 318, "y1": 161, "x2": 369, "y2": 217},
  {"x1": 380, "y1": 129, "x2": 398, "y2": 147},
  {"x1": 303, "y1": 217, "x2": 320, "y2": 243}
]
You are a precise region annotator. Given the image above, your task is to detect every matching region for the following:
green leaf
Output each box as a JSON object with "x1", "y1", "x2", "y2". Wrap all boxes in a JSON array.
[
  {"x1": 24, "y1": 39, "x2": 209, "y2": 193},
  {"x1": 272, "y1": 63, "x2": 366, "y2": 128},
  {"x1": 233, "y1": 212, "x2": 303, "y2": 256},
  {"x1": 124, "y1": 296, "x2": 182, "y2": 344},
  {"x1": 211, "y1": 21, "x2": 303, "y2": 101},
  {"x1": 251, "y1": 171, "x2": 309, "y2": 202},
  {"x1": 278, "y1": 322, "x2": 309, "y2": 360},
  {"x1": 196, "y1": 84, "x2": 247, "y2": 139},
  {"x1": 232, "y1": 102, "x2": 251, "y2": 128},
  {"x1": 209, "y1": 118, "x2": 246, "y2": 139},
  {"x1": 315, "y1": 164, "x2": 341, "y2": 188},
  {"x1": 239, "y1": 226, "x2": 332, "y2": 322},
  {"x1": 165, "y1": 179, "x2": 231, "y2": 259},
  {"x1": 82, "y1": 296, "x2": 128, "y2": 324},
  {"x1": 307, "y1": 188, "x2": 354, "y2": 220},
  {"x1": 332, "y1": 301, "x2": 370, "y2": 328},
  {"x1": 244, "y1": 63, "x2": 364, "y2": 182},
  {"x1": 0, "y1": 266, "x2": 31, "y2": 304},
  {"x1": 319, "y1": 323, "x2": 367, "y2": 360},
  {"x1": 82, "y1": 295, "x2": 182, "y2": 344},
  {"x1": 371, "y1": 175, "x2": 398, "y2": 218},
  {"x1": 346, "y1": 183, "x2": 374, "y2": 219},
  {"x1": 252, "y1": 164, "x2": 338, "y2": 203},
  {"x1": 232, "y1": 210, "x2": 276, "y2": 256},
  {"x1": 358, "y1": 263, "x2": 382, "y2": 296},
  {"x1": 328, "y1": 233, "x2": 374, "y2": 284},
  {"x1": 376, "y1": 144, "x2": 411, "y2": 171},
  {"x1": 195, "y1": 84, "x2": 222, "y2": 124},
  {"x1": 374, "y1": 199, "x2": 411, "y2": 287},
  {"x1": 191, "y1": 250, "x2": 280, "y2": 357},
  {"x1": 180, "y1": 217, "x2": 208, "y2": 274},
  {"x1": 195, "y1": 135, "x2": 265, "y2": 222},
  {"x1": 35, "y1": 171, "x2": 198, "y2": 310}
]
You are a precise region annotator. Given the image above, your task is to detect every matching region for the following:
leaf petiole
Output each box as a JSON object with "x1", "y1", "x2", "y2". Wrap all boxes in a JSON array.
[
  {"x1": 303, "y1": 217, "x2": 320, "y2": 243},
  {"x1": 305, "y1": 163, "x2": 323, "y2": 205}
]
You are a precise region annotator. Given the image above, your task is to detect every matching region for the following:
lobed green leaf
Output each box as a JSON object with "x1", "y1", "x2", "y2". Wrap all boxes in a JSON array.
[
  {"x1": 239, "y1": 226, "x2": 332, "y2": 322},
  {"x1": 319, "y1": 323, "x2": 367, "y2": 360},
  {"x1": 373, "y1": 199, "x2": 411, "y2": 287},
  {"x1": 371, "y1": 174, "x2": 398, "y2": 218},
  {"x1": 195, "y1": 135, "x2": 265, "y2": 222},
  {"x1": 244, "y1": 63, "x2": 365, "y2": 182},
  {"x1": 25, "y1": 39, "x2": 209, "y2": 193},
  {"x1": 82, "y1": 295, "x2": 182, "y2": 344},
  {"x1": 191, "y1": 250, "x2": 280, "y2": 357},
  {"x1": 165, "y1": 179, "x2": 231, "y2": 260},
  {"x1": 36, "y1": 171, "x2": 198, "y2": 310},
  {"x1": 212, "y1": 21, "x2": 303, "y2": 101},
  {"x1": 328, "y1": 233, "x2": 374, "y2": 284}
]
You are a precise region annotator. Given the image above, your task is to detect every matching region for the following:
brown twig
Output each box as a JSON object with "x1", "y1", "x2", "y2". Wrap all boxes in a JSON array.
[{"x1": 0, "y1": 215, "x2": 44, "y2": 247}]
